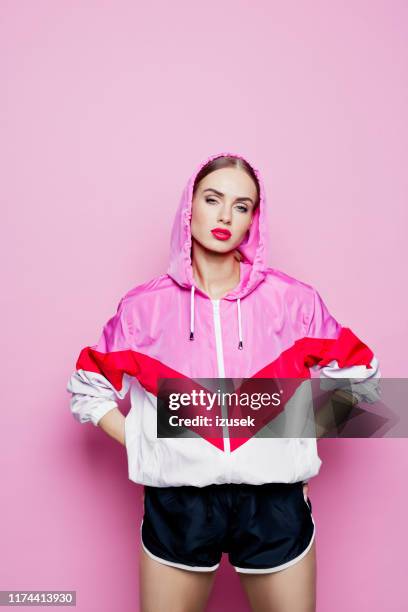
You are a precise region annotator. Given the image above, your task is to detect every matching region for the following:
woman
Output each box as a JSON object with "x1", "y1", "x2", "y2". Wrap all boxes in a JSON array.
[{"x1": 67, "y1": 152, "x2": 381, "y2": 612}]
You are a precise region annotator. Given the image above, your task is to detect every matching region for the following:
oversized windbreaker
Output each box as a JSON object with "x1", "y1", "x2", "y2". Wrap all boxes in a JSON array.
[{"x1": 66, "y1": 151, "x2": 381, "y2": 487}]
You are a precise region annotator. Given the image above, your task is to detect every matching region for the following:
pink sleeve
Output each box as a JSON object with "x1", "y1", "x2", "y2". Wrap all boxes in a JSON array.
[
  {"x1": 66, "y1": 298, "x2": 138, "y2": 426},
  {"x1": 305, "y1": 289, "x2": 381, "y2": 403}
]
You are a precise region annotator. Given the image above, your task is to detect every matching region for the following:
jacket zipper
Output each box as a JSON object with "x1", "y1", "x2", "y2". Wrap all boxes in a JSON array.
[{"x1": 211, "y1": 299, "x2": 231, "y2": 453}]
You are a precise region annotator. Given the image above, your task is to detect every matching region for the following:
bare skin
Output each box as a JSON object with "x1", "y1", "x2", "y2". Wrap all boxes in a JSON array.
[
  {"x1": 139, "y1": 548, "x2": 217, "y2": 612},
  {"x1": 139, "y1": 538, "x2": 315, "y2": 612},
  {"x1": 97, "y1": 406, "x2": 125, "y2": 443},
  {"x1": 237, "y1": 537, "x2": 316, "y2": 612}
]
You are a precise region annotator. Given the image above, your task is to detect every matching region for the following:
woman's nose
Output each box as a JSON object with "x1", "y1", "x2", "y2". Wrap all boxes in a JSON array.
[{"x1": 218, "y1": 206, "x2": 232, "y2": 224}]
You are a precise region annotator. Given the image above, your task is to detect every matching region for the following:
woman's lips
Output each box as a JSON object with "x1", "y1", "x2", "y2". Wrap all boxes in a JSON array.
[{"x1": 211, "y1": 228, "x2": 231, "y2": 241}]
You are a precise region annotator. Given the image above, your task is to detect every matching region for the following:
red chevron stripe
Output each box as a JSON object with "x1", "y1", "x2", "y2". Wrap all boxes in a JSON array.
[
  {"x1": 76, "y1": 325, "x2": 374, "y2": 453},
  {"x1": 76, "y1": 347, "x2": 225, "y2": 450},
  {"x1": 298, "y1": 326, "x2": 374, "y2": 370}
]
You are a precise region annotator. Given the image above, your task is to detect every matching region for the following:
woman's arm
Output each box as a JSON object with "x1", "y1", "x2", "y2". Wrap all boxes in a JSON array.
[
  {"x1": 98, "y1": 407, "x2": 126, "y2": 446},
  {"x1": 66, "y1": 297, "x2": 134, "y2": 443},
  {"x1": 305, "y1": 287, "x2": 381, "y2": 404},
  {"x1": 303, "y1": 287, "x2": 381, "y2": 438}
]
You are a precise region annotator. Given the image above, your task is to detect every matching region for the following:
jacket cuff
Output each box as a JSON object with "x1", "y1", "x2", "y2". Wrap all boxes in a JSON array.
[{"x1": 90, "y1": 401, "x2": 118, "y2": 427}]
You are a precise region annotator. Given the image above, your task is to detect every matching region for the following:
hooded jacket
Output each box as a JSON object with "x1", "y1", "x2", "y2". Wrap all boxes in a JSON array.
[{"x1": 66, "y1": 151, "x2": 381, "y2": 488}]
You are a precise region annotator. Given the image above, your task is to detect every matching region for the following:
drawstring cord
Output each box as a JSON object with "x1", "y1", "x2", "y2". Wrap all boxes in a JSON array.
[
  {"x1": 189, "y1": 286, "x2": 243, "y2": 350},
  {"x1": 237, "y1": 298, "x2": 243, "y2": 350},
  {"x1": 189, "y1": 285, "x2": 195, "y2": 341}
]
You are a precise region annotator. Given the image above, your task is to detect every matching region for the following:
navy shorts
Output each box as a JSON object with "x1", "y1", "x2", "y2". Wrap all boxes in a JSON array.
[{"x1": 140, "y1": 481, "x2": 315, "y2": 573}]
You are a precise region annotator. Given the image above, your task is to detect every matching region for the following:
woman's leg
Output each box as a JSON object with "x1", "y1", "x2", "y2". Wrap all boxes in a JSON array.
[
  {"x1": 139, "y1": 485, "x2": 219, "y2": 611},
  {"x1": 237, "y1": 538, "x2": 317, "y2": 612},
  {"x1": 139, "y1": 546, "x2": 217, "y2": 612}
]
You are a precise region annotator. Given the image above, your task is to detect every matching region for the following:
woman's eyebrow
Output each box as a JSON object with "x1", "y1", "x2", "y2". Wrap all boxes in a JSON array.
[{"x1": 202, "y1": 188, "x2": 254, "y2": 205}]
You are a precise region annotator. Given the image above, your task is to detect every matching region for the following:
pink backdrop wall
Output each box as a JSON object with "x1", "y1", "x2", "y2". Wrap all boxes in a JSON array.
[{"x1": 2, "y1": 1, "x2": 407, "y2": 610}]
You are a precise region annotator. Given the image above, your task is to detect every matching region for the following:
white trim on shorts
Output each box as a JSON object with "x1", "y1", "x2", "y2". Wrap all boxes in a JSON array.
[{"x1": 140, "y1": 519, "x2": 220, "y2": 573}]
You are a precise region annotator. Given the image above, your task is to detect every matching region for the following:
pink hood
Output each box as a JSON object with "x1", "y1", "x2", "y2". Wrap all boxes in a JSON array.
[{"x1": 166, "y1": 151, "x2": 269, "y2": 349}]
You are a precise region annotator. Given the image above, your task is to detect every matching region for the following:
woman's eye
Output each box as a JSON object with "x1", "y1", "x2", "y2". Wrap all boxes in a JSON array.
[{"x1": 205, "y1": 198, "x2": 248, "y2": 213}]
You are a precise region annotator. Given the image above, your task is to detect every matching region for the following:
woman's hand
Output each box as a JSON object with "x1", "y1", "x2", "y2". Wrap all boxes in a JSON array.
[
  {"x1": 303, "y1": 482, "x2": 309, "y2": 500},
  {"x1": 97, "y1": 408, "x2": 126, "y2": 446}
]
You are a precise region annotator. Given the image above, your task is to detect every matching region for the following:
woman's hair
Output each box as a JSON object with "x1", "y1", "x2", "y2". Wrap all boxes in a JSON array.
[
  {"x1": 192, "y1": 155, "x2": 260, "y2": 263},
  {"x1": 192, "y1": 155, "x2": 260, "y2": 211}
]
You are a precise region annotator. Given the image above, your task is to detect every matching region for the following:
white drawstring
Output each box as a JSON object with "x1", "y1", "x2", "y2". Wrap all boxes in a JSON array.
[
  {"x1": 237, "y1": 297, "x2": 243, "y2": 350},
  {"x1": 189, "y1": 286, "x2": 243, "y2": 349},
  {"x1": 190, "y1": 285, "x2": 195, "y2": 340}
]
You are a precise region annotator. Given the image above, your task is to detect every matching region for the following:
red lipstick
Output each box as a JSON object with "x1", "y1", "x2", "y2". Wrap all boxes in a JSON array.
[{"x1": 211, "y1": 228, "x2": 231, "y2": 241}]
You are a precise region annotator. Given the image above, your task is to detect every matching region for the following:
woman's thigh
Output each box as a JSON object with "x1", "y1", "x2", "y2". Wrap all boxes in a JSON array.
[
  {"x1": 237, "y1": 539, "x2": 317, "y2": 612},
  {"x1": 139, "y1": 546, "x2": 217, "y2": 612}
]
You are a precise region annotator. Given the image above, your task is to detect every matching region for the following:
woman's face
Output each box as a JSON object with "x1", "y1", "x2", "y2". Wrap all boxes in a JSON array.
[{"x1": 191, "y1": 167, "x2": 257, "y2": 255}]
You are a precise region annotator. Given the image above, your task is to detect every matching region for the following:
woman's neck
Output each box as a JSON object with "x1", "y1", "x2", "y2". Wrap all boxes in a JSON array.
[{"x1": 191, "y1": 241, "x2": 241, "y2": 300}]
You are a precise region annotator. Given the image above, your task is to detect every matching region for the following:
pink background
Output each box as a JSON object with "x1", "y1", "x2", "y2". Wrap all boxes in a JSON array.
[{"x1": 2, "y1": 1, "x2": 407, "y2": 610}]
